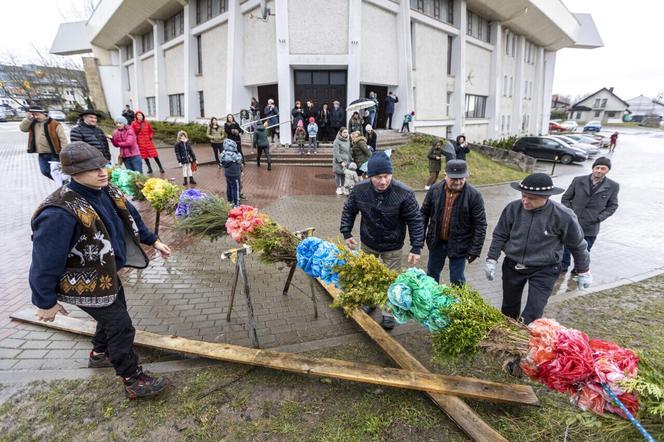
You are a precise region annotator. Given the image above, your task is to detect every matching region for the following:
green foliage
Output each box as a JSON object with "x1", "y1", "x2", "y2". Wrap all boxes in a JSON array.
[
  {"x1": 481, "y1": 135, "x2": 519, "y2": 150},
  {"x1": 620, "y1": 355, "x2": 664, "y2": 418},
  {"x1": 65, "y1": 111, "x2": 78, "y2": 123},
  {"x1": 411, "y1": 133, "x2": 441, "y2": 145},
  {"x1": 247, "y1": 220, "x2": 299, "y2": 265},
  {"x1": 149, "y1": 121, "x2": 209, "y2": 144},
  {"x1": 332, "y1": 246, "x2": 399, "y2": 312},
  {"x1": 550, "y1": 109, "x2": 567, "y2": 120},
  {"x1": 175, "y1": 195, "x2": 230, "y2": 241}
]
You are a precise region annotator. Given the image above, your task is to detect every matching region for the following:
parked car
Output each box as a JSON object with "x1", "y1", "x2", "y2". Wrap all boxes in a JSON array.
[
  {"x1": 549, "y1": 121, "x2": 564, "y2": 132},
  {"x1": 583, "y1": 121, "x2": 602, "y2": 132},
  {"x1": 48, "y1": 110, "x2": 66, "y2": 121},
  {"x1": 563, "y1": 134, "x2": 601, "y2": 147},
  {"x1": 0, "y1": 110, "x2": 7, "y2": 122},
  {"x1": 552, "y1": 135, "x2": 600, "y2": 157},
  {"x1": 513, "y1": 136, "x2": 588, "y2": 164},
  {"x1": 560, "y1": 120, "x2": 578, "y2": 132}
]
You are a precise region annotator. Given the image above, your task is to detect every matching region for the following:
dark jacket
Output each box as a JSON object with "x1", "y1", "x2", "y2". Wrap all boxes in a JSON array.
[
  {"x1": 421, "y1": 182, "x2": 487, "y2": 258},
  {"x1": 264, "y1": 105, "x2": 279, "y2": 126},
  {"x1": 365, "y1": 130, "x2": 377, "y2": 151},
  {"x1": 561, "y1": 175, "x2": 619, "y2": 237},
  {"x1": 340, "y1": 180, "x2": 424, "y2": 254},
  {"x1": 122, "y1": 109, "x2": 135, "y2": 124},
  {"x1": 318, "y1": 109, "x2": 331, "y2": 127},
  {"x1": 454, "y1": 141, "x2": 470, "y2": 161},
  {"x1": 253, "y1": 125, "x2": 270, "y2": 148},
  {"x1": 70, "y1": 121, "x2": 111, "y2": 160},
  {"x1": 351, "y1": 137, "x2": 371, "y2": 167},
  {"x1": 224, "y1": 121, "x2": 243, "y2": 144},
  {"x1": 291, "y1": 106, "x2": 305, "y2": 128},
  {"x1": 348, "y1": 117, "x2": 364, "y2": 135},
  {"x1": 427, "y1": 143, "x2": 444, "y2": 172},
  {"x1": 330, "y1": 106, "x2": 346, "y2": 127},
  {"x1": 174, "y1": 141, "x2": 196, "y2": 164},
  {"x1": 488, "y1": 200, "x2": 590, "y2": 271},
  {"x1": 384, "y1": 95, "x2": 399, "y2": 114}
]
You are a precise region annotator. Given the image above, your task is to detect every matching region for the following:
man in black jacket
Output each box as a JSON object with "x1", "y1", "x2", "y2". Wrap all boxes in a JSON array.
[
  {"x1": 329, "y1": 100, "x2": 346, "y2": 137},
  {"x1": 421, "y1": 160, "x2": 486, "y2": 285},
  {"x1": 340, "y1": 151, "x2": 424, "y2": 329},
  {"x1": 383, "y1": 92, "x2": 398, "y2": 129},
  {"x1": 70, "y1": 109, "x2": 111, "y2": 161},
  {"x1": 560, "y1": 157, "x2": 619, "y2": 273}
]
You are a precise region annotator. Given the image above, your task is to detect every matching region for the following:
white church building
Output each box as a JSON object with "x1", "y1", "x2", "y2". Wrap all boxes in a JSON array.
[{"x1": 51, "y1": 0, "x2": 602, "y2": 144}]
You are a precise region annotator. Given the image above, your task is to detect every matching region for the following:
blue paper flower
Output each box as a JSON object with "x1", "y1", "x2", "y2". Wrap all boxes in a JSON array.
[{"x1": 175, "y1": 189, "x2": 208, "y2": 218}]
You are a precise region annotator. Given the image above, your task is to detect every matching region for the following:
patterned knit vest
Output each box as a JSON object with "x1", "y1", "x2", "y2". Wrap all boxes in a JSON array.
[{"x1": 32, "y1": 184, "x2": 149, "y2": 307}]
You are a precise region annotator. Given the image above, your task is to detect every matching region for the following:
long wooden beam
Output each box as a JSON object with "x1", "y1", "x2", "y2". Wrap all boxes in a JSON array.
[
  {"x1": 10, "y1": 309, "x2": 538, "y2": 406},
  {"x1": 318, "y1": 281, "x2": 518, "y2": 442}
]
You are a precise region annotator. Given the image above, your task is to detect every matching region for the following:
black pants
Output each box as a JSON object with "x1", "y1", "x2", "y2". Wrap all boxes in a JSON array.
[
  {"x1": 501, "y1": 258, "x2": 560, "y2": 324},
  {"x1": 211, "y1": 142, "x2": 223, "y2": 164},
  {"x1": 257, "y1": 145, "x2": 271, "y2": 167},
  {"x1": 79, "y1": 286, "x2": 139, "y2": 378},
  {"x1": 385, "y1": 113, "x2": 394, "y2": 129}
]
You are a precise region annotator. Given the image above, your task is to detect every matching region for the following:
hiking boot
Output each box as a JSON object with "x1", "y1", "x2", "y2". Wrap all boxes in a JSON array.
[
  {"x1": 183, "y1": 177, "x2": 188, "y2": 185},
  {"x1": 380, "y1": 315, "x2": 395, "y2": 330},
  {"x1": 123, "y1": 368, "x2": 171, "y2": 400},
  {"x1": 189, "y1": 177, "x2": 197, "y2": 185},
  {"x1": 88, "y1": 351, "x2": 112, "y2": 368},
  {"x1": 361, "y1": 306, "x2": 376, "y2": 315},
  {"x1": 267, "y1": 165, "x2": 272, "y2": 171}
]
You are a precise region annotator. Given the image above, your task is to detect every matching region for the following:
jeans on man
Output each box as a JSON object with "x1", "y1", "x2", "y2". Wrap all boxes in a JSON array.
[
  {"x1": 561, "y1": 236, "x2": 596, "y2": 271},
  {"x1": 123, "y1": 155, "x2": 143, "y2": 173},
  {"x1": 38, "y1": 153, "x2": 60, "y2": 180},
  {"x1": 79, "y1": 286, "x2": 139, "y2": 378},
  {"x1": 426, "y1": 241, "x2": 467, "y2": 285},
  {"x1": 501, "y1": 258, "x2": 560, "y2": 324}
]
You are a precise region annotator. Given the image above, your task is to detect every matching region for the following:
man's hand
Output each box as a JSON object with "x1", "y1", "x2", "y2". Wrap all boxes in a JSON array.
[
  {"x1": 485, "y1": 259, "x2": 497, "y2": 280},
  {"x1": 26, "y1": 112, "x2": 34, "y2": 120},
  {"x1": 407, "y1": 253, "x2": 420, "y2": 265},
  {"x1": 345, "y1": 237, "x2": 358, "y2": 249},
  {"x1": 153, "y1": 240, "x2": 172, "y2": 259},
  {"x1": 575, "y1": 271, "x2": 592, "y2": 289},
  {"x1": 467, "y1": 255, "x2": 479, "y2": 264},
  {"x1": 36, "y1": 304, "x2": 68, "y2": 322}
]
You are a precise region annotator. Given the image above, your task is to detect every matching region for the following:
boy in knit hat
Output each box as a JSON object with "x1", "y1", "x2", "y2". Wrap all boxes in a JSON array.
[
  {"x1": 220, "y1": 139, "x2": 243, "y2": 206},
  {"x1": 30, "y1": 141, "x2": 172, "y2": 399},
  {"x1": 343, "y1": 162, "x2": 361, "y2": 195}
]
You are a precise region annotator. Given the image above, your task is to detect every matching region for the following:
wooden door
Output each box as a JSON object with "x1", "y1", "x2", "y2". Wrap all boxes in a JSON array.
[{"x1": 364, "y1": 85, "x2": 388, "y2": 129}]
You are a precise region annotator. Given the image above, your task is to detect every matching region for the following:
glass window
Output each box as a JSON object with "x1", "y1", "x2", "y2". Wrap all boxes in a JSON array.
[
  {"x1": 411, "y1": 0, "x2": 453, "y2": 24},
  {"x1": 124, "y1": 66, "x2": 131, "y2": 91},
  {"x1": 146, "y1": 97, "x2": 156, "y2": 116},
  {"x1": 141, "y1": 31, "x2": 153, "y2": 54},
  {"x1": 464, "y1": 94, "x2": 487, "y2": 118},
  {"x1": 169, "y1": 93, "x2": 184, "y2": 117},
  {"x1": 447, "y1": 35, "x2": 453, "y2": 75},
  {"x1": 466, "y1": 10, "x2": 490, "y2": 42},
  {"x1": 295, "y1": 71, "x2": 312, "y2": 85},
  {"x1": 594, "y1": 98, "x2": 601, "y2": 107},
  {"x1": 594, "y1": 110, "x2": 601, "y2": 117},
  {"x1": 196, "y1": 35, "x2": 203, "y2": 75},
  {"x1": 329, "y1": 71, "x2": 346, "y2": 85},
  {"x1": 124, "y1": 44, "x2": 133, "y2": 61},
  {"x1": 433, "y1": 0, "x2": 440, "y2": 19},
  {"x1": 164, "y1": 11, "x2": 184, "y2": 42},
  {"x1": 576, "y1": 112, "x2": 581, "y2": 119},
  {"x1": 198, "y1": 91, "x2": 205, "y2": 118},
  {"x1": 601, "y1": 98, "x2": 607, "y2": 108},
  {"x1": 312, "y1": 71, "x2": 329, "y2": 84},
  {"x1": 196, "y1": 0, "x2": 227, "y2": 24}
]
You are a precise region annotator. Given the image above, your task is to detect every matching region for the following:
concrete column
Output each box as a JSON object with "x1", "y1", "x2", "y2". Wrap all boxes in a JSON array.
[
  {"x1": 486, "y1": 21, "x2": 502, "y2": 138},
  {"x1": 347, "y1": 0, "x2": 362, "y2": 105},
  {"x1": 511, "y1": 35, "x2": 525, "y2": 135},
  {"x1": 129, "y1": 35, "x2": 143, "y2": 110},
  {"x1": 539, "y1": 50, "x2": 556, "y2": 135},
  {"x1": 183, "y1": 1, "x2": 198, "y2": 121},
  {"x1": 450, "y1": 0, "x2": 467, "y2": 134},
  {"x1": 394, "y1": 0, "x2": 414, "y2": 125},
  {"x1": 149, "y1": 19, "x2": 168, "y2": 120},
  {"x1": 532, "y1": 46, "x2": 545, "y2": 134},
  {"x1": 115, "y1": 47, "x2": 128, "y2": 106},
  {"x1": 275, "y1": 0, "x2": 292, "y2": 144},
  {"x1": 225, "y1": 0, "x2": 250, "y2": 115}
]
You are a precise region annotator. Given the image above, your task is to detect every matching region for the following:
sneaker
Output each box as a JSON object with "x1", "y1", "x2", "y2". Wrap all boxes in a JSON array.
[
  {"x1": 240, "y1": 193, "x2": 247, "y2": 200},
  {"x1": 124, "y1": 368, "x2": 171, "y2": 400},
  {"x1": 342, "y1": 188, "x2": 349, "y2": 196},
  {"x1": 335, "y1": 187, "x2": 343, "y2": 195},
  {"x1": 88, "y1": 351, "x2": 112, "y2": 368},
  {"x1": 424, "y1": 185, "x2": 430, "y2": 190},
  {"x1": 380, "y1": 315, "x2": 395, "y2": 330}
]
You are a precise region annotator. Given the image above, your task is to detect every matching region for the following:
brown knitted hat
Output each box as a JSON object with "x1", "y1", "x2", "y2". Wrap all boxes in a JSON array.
[{"x1": 59, "y1": 141, "x2": 108, "y2": 175}]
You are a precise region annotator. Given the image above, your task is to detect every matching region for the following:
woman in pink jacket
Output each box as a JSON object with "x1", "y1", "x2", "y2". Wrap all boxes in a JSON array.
[{"x1": 111, "y1": 116, "x2": 143, "y2": 172}]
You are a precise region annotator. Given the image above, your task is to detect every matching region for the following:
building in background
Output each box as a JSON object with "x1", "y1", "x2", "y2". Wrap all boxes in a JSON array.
[
  {"x1": 51, "y1": 0, "x2": 602, "y2": 144},
  {"x1": 625, "y1": 95, "x2": 664, "y2": 124},
  {"x1": 568, "y1": 87, "x2": 629, "y2": 124}
]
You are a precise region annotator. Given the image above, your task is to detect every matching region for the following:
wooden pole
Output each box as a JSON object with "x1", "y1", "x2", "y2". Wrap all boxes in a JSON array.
[
  {"x1": 238, "y1": 253, "x2": 259, "y2": 348},
  {"x1": 154, "y1": 209, "x2": 161, "y2": 236},
  {"x1": 225, "y1": 260, "x2": 241, "y2": 322},
  {"x1": 282, "y1": 262, "x2": 297, "y2": 296},
  {"x1": 10, "y1": 309, "x2": 539, "y2": 406}
]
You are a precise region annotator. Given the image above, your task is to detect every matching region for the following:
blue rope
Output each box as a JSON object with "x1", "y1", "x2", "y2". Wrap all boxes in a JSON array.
[{"x1": 601, "y1": 383, "x2": 655, "y2": 442}]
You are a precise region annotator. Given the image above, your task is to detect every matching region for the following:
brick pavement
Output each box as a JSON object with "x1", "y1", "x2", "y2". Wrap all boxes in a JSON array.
[{"x1": 2, "y1": 122, "x2": 664, "y2": 372}]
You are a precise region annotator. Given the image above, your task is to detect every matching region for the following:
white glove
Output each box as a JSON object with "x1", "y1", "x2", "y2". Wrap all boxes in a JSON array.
[
  {"x1": 575, "y1": 271, "x2": 592, "y2": 289},
  {"x1": 485, "y1": 259, "x2": 497, "y2": 281}
]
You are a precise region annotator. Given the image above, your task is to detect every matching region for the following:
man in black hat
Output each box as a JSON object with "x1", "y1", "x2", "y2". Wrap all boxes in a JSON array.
[
  {"x1": 70, "y1": 109, "x2": 111, "y2": 161},
  {"x1": 421, "y1": 160, "x2": 487, "y2": 285},
  {"x1": 340, "y1": 151, "x2": 424, "y2": 329},
  {"x1": 560, "y1": 157, "x2": 619, "y2": 274},
  {"x1": 29, "y1": 141, "x2": 172, "y2": 398},
  {"x1": 19, "y1": 105, "x2": 68, "y2": 179},
  {"x1": 485, "y1": 173, "x2": 592, "y2": 324}
]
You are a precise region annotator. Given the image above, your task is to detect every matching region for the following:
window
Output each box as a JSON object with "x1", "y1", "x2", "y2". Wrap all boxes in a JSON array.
[
  {"x1": 594, "y1": 98, "x2": 601, "y2": 107},
  {"x1": 446, "y1": 92, "x2": 452, "y2": 117},
  {"x1": 124, "y1": 44, "x2": 133, "y2": 61},
  {"x1": 512, "y1": 34, "x2": 517, "y2": 56},
  {"x1": 529, "y1": 81, "x2": 533, "y2": 100},
  {"x1": 464, "y1": 94, "x2": 487, "y2": 118},
  {"x1": 164, "y1": 11, "x2": 184, "y2": 42},
  {"x1": 146, "y1": 97, "x2": 156, "y2": 116},
  {"x1": 501, "y1": 115, "x2": 505, "y2": 133},
  {"x1": 607, "y1": 111, "x2": 616, "y2": 118},
  {"x1": 509, "y1": 77, "x2": 513, "y2": 97},
  {"x1": 504, "y1": 31, "x2": 510, "y2": 55},
  {"x1": 524, "y1": 80, "x2": 528, "y2": 97},
  {"x1": 124, "y1": 66, "x2": 131, "y2": 91},
  {"x1": 503, "y1": 75, "x2": 508, "y2": 97},
  {"x1": 195, "y1": 0, "x2": 227, "y2": 25},
  {"x1": 601, "y1": 98, "x2": 607, "y2": 108},
  {"x1": 410, "y1": 22, "x2": 416, "y2": 69},
  {"x1": 447, "y1": 35, "x2": 453, "y2": 75},
  {"x1": 410, "y1": 0, "x2": 453, "y2": 24},
  {"x1": 467, "y1": 10, "x2": 490, "y2": 43},
  {"x1": 169, "y1": 93, "x2": 184, "y2": 117},
  {"x1": 141, "y1": 31, "x2": 153, "y2": 54},
  {"x1": 198, "y1": 91, "x2": 205, "y2": 118},
  {"x1": 522, "y1": 114, "x2": 530, "y2": 131},
  {"x1": 196, "y1": 35, "x2": 203, "y2": 75},
  {"x1": 576, "y1": 112, "x2": 581, "y2": 119},
  {"x1": 507, "y1": 115, "x2": 511, "y2": 132},
  {"x1": 594, "y1": 110, "x2": 601, "y2": 117},
  {"x1": 433, "y1": 0, "x2": 440, "y2": 19}
]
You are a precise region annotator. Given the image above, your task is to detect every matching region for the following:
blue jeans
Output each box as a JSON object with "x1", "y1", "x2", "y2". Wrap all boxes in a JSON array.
[
  {"x1": 38, "y1": 153, "x2": 60, "y2": 180},
  {"x1": 426, "y1": 241, "x2": 467, "y2": 285},
  {"x1": 226, "y1": 175, "x2": 240, "y2": 206},
  {"x1": 369, "y1": 110, "x2": 377, "y2": 127},
  {"x1": 123, "y1": 155, "x2": 143, "y2": 173},
  {"x1": 561, "y1": 236, "x2": 596, "y2": 270}
]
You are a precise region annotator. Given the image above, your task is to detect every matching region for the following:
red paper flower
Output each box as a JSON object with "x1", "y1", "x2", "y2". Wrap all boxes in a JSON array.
[
  {"x1": 576, "y1": 383, "x2": 606, "y2": 415},
  {"x1": 225, "y1": 205, "x2": 266, "y2": 242},
  {"x1": 605, "y1": 392, "x2": 640, "y2": 418},
  {"x1": 536, "y1": 329, "x2": 595, "y2": 393},
  {"x1": 521, "y1": 318, "x2": 563, "y2": 377}
]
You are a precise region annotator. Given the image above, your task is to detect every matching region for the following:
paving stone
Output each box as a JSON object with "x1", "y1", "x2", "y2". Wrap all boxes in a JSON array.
[
  {"x1": 0, "y1": 348, "x2": 21, "y2": 358},
  {"x1": 17, "y1": 349, "x2": 49, "y2": 359},
  {"x1": 0, "y1": 338, "x2": 25, "y2": 349},
  {"x1": 13, "y1": 359, "x2": 46, "y2": 370}
]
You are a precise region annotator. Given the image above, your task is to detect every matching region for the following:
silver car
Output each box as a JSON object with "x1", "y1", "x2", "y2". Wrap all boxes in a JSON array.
[
  {"x1": 48, "y1": 110, "x2": 66, "y2": 121},
  {"x1": 552, "y1": 135, "x2": 599, "y2": 157}
]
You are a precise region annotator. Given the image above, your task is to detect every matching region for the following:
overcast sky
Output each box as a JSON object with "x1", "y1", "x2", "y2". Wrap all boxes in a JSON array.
[{"x1": 2, "y1": 0, "x2": 663, "y2": 102}]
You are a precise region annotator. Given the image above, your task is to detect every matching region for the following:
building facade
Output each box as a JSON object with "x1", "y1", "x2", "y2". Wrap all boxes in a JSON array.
[
  {"x1": 625, "y1": 95, "x2": 664, "y2": 123},
  {"x1": 568, "y1": 87, "x2": 629, "y2": 124},
  {"x1": 52, "y1": 0, "x2": 601, "y2": 144}
]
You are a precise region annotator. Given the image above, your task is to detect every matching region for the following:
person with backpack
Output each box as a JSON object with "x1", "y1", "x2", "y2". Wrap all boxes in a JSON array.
[{"x1": 400, "y1": 111, "x2": 415, "y2": 133}]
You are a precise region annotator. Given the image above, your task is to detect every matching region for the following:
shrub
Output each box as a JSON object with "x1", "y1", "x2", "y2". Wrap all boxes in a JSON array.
[
  {"x1": 481, "y1": 135, "x2": 519, "y2": 150},
  {"x1": 149, "y1": 121, "x2": 208, "y2": 144},
  {"x1": 411, "y1": 133, "x2": 441, "y2": 146}
]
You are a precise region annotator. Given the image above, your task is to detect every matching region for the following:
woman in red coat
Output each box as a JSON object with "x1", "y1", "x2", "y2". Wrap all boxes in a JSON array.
[{"x1": 131, "y1": 111, "x2": 165, "y2": 174}]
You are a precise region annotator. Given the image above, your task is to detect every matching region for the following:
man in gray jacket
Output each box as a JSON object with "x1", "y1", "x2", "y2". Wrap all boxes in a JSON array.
[
  {"x1": 560, "y1": 157, "x2": 619, "y2": 273},
  {"x1": 485, "y1": 173, "x2": 592, "y2": 324}
]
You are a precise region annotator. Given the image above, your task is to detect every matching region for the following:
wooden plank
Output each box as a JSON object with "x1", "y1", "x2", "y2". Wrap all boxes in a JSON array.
[
  {"x1": 11, "y1": 309, "x2": 538, "y2": 406},
  {"x1": 318, "y1": 281, "x2": 522, "y2": 442}
]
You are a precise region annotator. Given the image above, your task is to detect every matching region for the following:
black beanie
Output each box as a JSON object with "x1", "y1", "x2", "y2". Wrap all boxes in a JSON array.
[
  {"x1": 592, "y1": 157, "x2": 611, "y2": 169},
  {"x1": 367, "y1": 151, "x2": 393, "y2": 177}
]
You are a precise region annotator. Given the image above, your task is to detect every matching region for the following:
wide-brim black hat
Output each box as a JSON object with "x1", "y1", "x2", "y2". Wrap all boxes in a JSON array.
[
  {"x1": 27, "y1": 105, "x2": 47, "y2": 114},
  {"x1": 510, "y1": 173, "x2": 564, "y2": 196},
  {"x1": 79, "y1": 109, "x2": 102, "y2": 118}
]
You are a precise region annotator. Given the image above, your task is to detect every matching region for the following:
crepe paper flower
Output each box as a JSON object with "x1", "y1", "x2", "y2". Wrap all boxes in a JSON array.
[
  {"x1": 175, "y1": 188, "x2": 209, "y2": 218},
  {"x1": 521, "y1": 318, "x2": 564, "y2": 377},
  {"x1": 141, "y1": 178, "x2": 182, "y2": 212},
  {"x1": 110, "y1": 167, "x2": 145, "y2": 197},
  {"x1": 576, "y1": 383, "x2": 607, "y2": 415},
  {"x1": 295, "y1": 237, "x2": 343, "y2": 286},
  {"x1": 225, "y1": 205, "x2": 266, "y2": 243}
]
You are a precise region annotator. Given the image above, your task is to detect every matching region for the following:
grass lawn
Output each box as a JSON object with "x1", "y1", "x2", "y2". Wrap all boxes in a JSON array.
[{"x1": 391, "y1": 142, "x2": 527, "y2": 189}]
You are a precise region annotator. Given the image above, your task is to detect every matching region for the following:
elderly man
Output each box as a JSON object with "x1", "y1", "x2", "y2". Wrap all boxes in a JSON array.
[
  {"x1": 70, "y1": 109, "x2": 111, "y2": 161},
  {"x1": 560, "y1": 157, "x2": 619, "y2": 274},
  {"x1": 19, "y1": 105, "x2": 68, "y2": 179},
  {"x1": 485, "y1": 173, "x2": 592, "y2": 324},
  {"x1": 30, "y1": 141, "x2": 172, "y2": 398},
  {"x1": 421, "y1": 160, "x2": 486, "y2": 285},
  {"x1": 340, "y1": 151, "x2": 424, "y2": 329}
]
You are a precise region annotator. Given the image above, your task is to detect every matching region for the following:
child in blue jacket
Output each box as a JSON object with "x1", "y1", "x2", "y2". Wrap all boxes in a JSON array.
[
  {"x1": 306, "y1": 117, "x2": 318, "y2": 154},
  {"x1": 220, "y1": 139, "x2": 243, "y2": 206}
]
